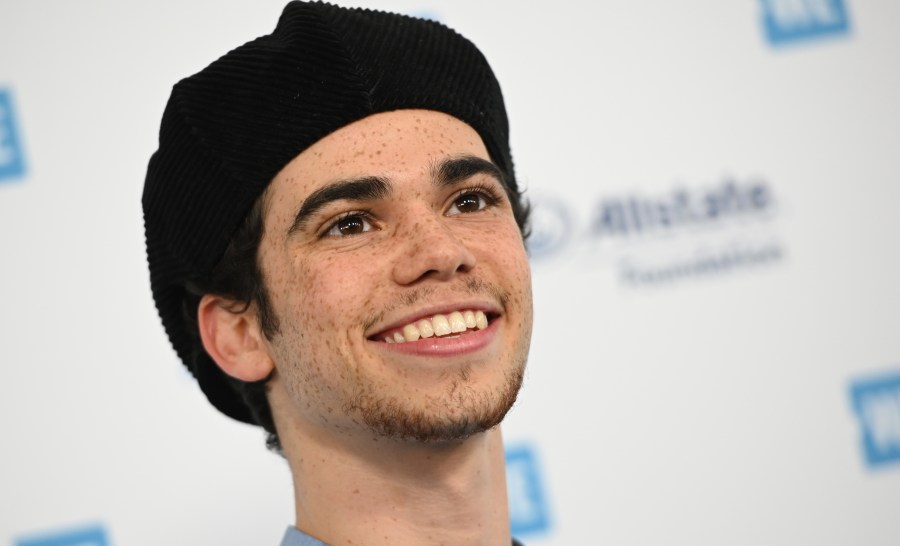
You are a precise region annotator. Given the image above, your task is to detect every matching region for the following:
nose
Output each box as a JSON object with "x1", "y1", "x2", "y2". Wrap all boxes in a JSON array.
[{"x1": 391, "y1": 211, "x2": 477, "y2": 285}]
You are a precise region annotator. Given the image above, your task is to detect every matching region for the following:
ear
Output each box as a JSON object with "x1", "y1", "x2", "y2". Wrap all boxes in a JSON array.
[{"x1": 197, "y1": 294, "x2": 275, "y2": 382}]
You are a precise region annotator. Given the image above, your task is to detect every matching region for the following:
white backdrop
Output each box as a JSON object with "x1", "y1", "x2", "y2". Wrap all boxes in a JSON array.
[{"x1": 2, "y1": 1, "x2": 899, "y2": 545}]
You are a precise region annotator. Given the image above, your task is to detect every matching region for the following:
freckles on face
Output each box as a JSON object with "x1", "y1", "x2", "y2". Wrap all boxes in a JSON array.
[{"x1": 254, "y1": 109, "x2": 532, "y2": 440}]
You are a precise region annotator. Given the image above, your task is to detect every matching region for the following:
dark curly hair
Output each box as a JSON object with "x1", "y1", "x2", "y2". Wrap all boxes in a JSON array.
[{"x1": 187, "y1": 165, "x2": 529, "y2": 453}]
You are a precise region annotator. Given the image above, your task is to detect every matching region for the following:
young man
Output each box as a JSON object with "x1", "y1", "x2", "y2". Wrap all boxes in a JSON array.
[{"x1": 143, "y1": 2, "x2": 533, "y2": 545}]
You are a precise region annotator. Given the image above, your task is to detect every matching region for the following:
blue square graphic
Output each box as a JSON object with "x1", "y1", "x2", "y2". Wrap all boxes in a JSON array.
[
  {"x1": 15, "y1": 524, "x2": 110, "y2": 546},
  {"x1": 0, "y1": 88, "x2": 27, "y2": 182},
  {"x1": 506, "y1": 444, "x2": 551, "y2": 537},
  {"x1": 850, "y1": 370, "x2": 900, "y2": 468},
  {"x1": 761, "y1": 0, "x2": 851, "y2": 46}
]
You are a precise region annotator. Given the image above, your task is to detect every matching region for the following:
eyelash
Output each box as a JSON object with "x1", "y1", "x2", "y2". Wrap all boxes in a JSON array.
[
  {"x1": 318, "y1": 183, "x2": 505, "y2": 239},
  {"x1": 447, "y1": 183, "x2": 504, "y2": 212},
  {"x1": 319, "y1": 209, "x2": 376, "y2": 239}
]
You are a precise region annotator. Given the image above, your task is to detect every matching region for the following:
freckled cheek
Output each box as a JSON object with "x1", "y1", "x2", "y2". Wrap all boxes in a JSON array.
[
  {"x1": 297, "y1": 259, "x2": 376, "y2": 323},
  {"x1": 487, "y1": 226, "x2": 533, "y2": 308},
  {"x1": 264, "y1": 259, "x2": 323, "y2": 330},
  {"x1": 471, "y1": 223, "x2": 529, "y2": 267}
]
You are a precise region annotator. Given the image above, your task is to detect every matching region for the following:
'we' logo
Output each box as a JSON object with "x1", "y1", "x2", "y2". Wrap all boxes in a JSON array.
[
  {"x1": 506, "y1": 444, "x2": 552, "y2": 536},
  {"x1": 761, "y1": 0, "x2": 851, "y2": 46},
  {"x1": 850, "y1": 370, "x2": 900, "y2": 468},
  {"x1": 15, "y1": 524, "x2": 110, "y2": 546},
  {"x1": 0, "y1": 88, "x2": 27, "y2": 182}
]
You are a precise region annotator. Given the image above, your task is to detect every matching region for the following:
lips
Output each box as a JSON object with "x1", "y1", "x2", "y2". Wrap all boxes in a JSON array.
[{"x1": 370, "y1": 309, "x2": 492, "y2": 344}]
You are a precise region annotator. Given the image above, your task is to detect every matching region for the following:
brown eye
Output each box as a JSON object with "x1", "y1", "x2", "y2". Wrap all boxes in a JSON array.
[
  {"x1": 448, "y1": 192, "x2": 488, "y2": 215},
  {"x1": 325, "y1": 213, "x2": 373, "y2": 237}
]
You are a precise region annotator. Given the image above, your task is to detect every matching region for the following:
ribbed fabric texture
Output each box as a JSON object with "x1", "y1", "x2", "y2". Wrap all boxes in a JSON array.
[{"x1": 143, "y1": 1, "x2": 515, "y2": 424}]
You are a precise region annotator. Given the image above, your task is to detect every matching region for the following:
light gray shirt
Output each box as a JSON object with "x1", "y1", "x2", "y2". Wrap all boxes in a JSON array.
[
  {"x1": 279, "y1": 527, "x2": 327, "y2": 546},
  {"x1": 278, "y1": 525, "x2": 524, "y2": 546}
]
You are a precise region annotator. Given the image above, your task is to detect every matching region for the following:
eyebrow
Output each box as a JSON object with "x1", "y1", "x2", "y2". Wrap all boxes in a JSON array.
[
  {"x1": 288, "y1": 176, "x2": 390, "y2": 235},
  {"x1": 287, "y1": 155, "x2": 504, "y2": 236},
  {"x1": 434, "y1": 155, "x2": 504, "y2": 188}
]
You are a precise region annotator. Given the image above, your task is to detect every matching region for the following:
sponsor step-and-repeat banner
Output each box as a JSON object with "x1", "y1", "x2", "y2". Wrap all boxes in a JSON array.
[{"x1": 2, "y1": 0, "x2": 898, "y2": 544}]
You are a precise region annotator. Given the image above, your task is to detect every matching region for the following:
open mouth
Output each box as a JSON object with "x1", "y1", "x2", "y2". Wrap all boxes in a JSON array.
[{"x1": 370, "y1": 309, "x2": 496, "y2": 344}]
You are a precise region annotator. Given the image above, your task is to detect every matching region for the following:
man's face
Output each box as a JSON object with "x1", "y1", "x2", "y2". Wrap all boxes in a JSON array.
[{"x1": 257, "y1": 109, "x2": 532, "y2": 443}]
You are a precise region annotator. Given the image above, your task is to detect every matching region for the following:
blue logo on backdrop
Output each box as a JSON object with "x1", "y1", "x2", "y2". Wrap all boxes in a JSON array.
[
  {"x1": 0, "y1": 88, "x2": 27, "y2": 182},
  {"x1": 850, "y1": 369, "x2": 900, "y2": 468},
  {"x1": 529, "y1": 175, "x2": 786, "y2": 287},
  {"x1": 761, "y1": 0, "x2": 851, "y2": 45},
  {"x1": 15, "y1": 524, "x2": 110, "y2": 546},
  {"x1": 506, "y1": 444, "x2": 551, "y2": 537},
  {"x1": 592, "y1": 180, "x2": 772, "y2": 237},
  {"x1": 527, "y1": 195, "x2": 573, "y2": 259}
]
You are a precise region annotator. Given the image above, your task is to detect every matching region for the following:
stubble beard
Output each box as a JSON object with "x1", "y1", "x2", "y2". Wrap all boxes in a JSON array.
[
  {"x1": 345, "y1": 358, "x2": 526, "y2": 444},
  {"x1": 346, "y1": 280, "x2": 531, "y2": 444},
  {"x1": 273, "y1": 279, "x2": 532, "y2": 445}
]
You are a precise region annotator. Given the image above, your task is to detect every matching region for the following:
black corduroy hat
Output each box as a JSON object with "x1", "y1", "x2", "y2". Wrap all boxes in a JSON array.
[{"x1": 143, "y1": 1, "x2": 516, "y2": 425}]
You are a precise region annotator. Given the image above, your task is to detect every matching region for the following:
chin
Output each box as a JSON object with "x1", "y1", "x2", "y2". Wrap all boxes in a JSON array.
[{"x1": 347, "y1": 364, "x2": 524, "y2": 443}]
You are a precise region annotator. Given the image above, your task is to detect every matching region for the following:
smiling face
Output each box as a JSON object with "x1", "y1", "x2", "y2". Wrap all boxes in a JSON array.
[{"x1": 257, "y1": 109, "x2": 532, "y2": 444}]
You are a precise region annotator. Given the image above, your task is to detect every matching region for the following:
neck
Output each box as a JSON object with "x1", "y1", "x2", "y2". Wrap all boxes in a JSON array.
[{"x1": 282, "y1": 420, "x2": 511, "y2": 546}]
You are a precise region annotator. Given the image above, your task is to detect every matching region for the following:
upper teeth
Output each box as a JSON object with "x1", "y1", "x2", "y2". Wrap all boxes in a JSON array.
[{"x1": 384, "y1": 310, "x2": 489, "y2": 343}]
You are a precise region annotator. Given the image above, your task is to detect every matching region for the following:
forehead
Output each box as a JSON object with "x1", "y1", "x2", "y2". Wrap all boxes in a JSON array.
[{"x1": 266, "y1": 109, "x2": 490, "y2": 204}]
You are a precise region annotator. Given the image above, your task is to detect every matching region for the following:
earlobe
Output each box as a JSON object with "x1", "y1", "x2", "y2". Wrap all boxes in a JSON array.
[{"x1": 197, "y1": 294, "x2": 274, "y2": 382}]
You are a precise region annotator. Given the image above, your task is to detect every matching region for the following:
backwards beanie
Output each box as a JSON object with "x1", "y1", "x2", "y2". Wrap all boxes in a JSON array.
[{"x1": 143, "y1": 1, "x2": 515, "y2": 425}]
